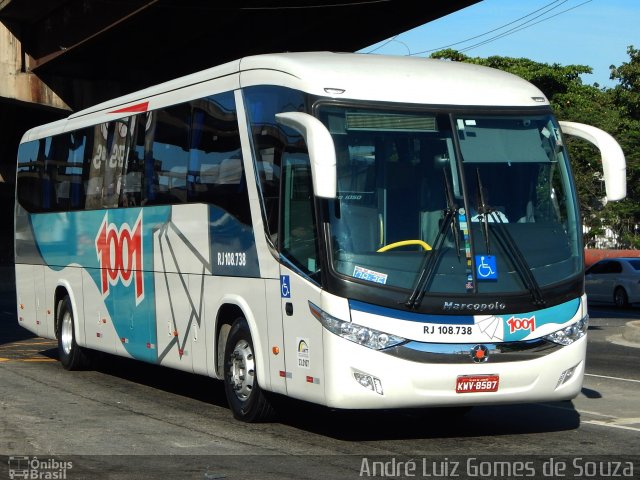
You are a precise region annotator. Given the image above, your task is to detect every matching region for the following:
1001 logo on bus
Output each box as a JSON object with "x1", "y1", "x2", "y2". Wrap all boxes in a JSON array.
[
  {"x1": 95, "y1": 212, "x2": 144, "y2": 304},
  {"x1": 506, "y1": 315, "x2": 536, "y2": 334}
]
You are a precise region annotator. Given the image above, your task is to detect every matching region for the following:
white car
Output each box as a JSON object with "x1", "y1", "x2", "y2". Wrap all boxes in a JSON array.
[{"x1": 585, "y1": 257, "x2": 640, "y2": 307}]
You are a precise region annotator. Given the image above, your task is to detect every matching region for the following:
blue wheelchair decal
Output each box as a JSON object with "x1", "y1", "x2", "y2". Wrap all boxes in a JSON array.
[
  {"x1": 280, "y1": 275, "x2": 291, "y2": 298},
  {"x1": 476, "y1": 255, "x2": 498, "y2": 280}
]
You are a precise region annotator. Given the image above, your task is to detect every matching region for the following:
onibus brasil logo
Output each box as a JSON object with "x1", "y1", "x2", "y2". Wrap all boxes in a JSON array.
[
  {"x1": 95, "y1": 211, "x2": 144, "y2": 305},
  {"x1": 8, "y1": 456, "x2": 73, "y2": 479}
]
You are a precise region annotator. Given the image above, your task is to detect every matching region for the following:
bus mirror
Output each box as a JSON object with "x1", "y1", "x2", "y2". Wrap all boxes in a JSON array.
[
  {"x1": 559, "y1": 121, "x2": 627, "y2": 202},
  {"x1": 275, "y1": 112, "x2": 337, "y2": 198}
]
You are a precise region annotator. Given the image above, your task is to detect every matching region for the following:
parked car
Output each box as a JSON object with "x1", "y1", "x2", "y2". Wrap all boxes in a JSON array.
[{"x1": 585, "y1": 257, "x2": 640, "y2": 307}]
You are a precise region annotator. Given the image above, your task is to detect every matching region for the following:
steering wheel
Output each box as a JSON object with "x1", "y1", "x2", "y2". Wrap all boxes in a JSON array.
[{"x1": 377, "y1": 240, "x2": 432, "y2": 253}]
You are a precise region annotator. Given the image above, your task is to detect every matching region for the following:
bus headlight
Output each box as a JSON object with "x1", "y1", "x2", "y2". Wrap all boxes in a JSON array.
[
  {"x1": 543, "y1": 316, "x2": 589, "y2": 346},
  {"x1": 309, "y1": 302, "x2": 406, "y2": 350}
]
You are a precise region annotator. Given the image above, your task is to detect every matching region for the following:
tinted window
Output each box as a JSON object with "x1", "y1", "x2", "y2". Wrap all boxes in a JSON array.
[
  {"x1": 188, "y1": 92, "x2": 250, "y2": 225},
  {"x1": 120, "y1": 115, "x2": 147, "y2": 207},
  {"x1": 591, "y1": 261, "x2": 623, "y2": 274},
  {"x1": 243, "y1": 85, "x2": 309, "y2": 245},
  {"x1": 67, "y1": 130, "x2": 89, "y2": 210},
  {"x1": 587, "y1": 261, "x2": 608, "y2": 274},
  {"x1": 17, "y1": 140, "x2": 45, "y2": 212},
  {"x1": 281, "y1": 153, "x2": 319, "y2": 277},
  {"x1": 85, "y1": 120, "x2": 134, "y2": 209},
  {"x1": 18, "y1": 133, "x2": 92, "y2": 212},
  {"x1": 16, "y1": 92, "x2": 250, "y2": 226},
  {"x1": 146, "y1": 105, "x2": 190, "y2": 205},
  {"x1": 609, "y1": 261, "x2": 623, "y2": 274},
  {"x1": 628, "y1": 259, "x2": 640, "y2": 271}
]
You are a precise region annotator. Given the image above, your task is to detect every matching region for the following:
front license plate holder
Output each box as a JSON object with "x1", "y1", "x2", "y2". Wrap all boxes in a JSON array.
[{"x1": 456, "y1": 374, "x2": 499, "y2": 393}]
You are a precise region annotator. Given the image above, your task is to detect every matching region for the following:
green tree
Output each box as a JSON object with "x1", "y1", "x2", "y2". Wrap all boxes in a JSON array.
[
  {"x1": 610, "y1": 46, "x2": 640, "y2": 121},
  {"x1": 608, "y1": 46, "x2": 640, "y2": 247}
]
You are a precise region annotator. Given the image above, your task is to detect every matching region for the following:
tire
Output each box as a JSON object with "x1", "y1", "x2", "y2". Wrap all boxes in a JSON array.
[
  {"x1": 613, "y1": 287, "x2": 629, "y2": 308},
  {"x1": 223, "y1": 318, "x2": 276, "y2": 422},
  {"x1": 57, "y1": 295, "x2": 90, "y2": 370}
]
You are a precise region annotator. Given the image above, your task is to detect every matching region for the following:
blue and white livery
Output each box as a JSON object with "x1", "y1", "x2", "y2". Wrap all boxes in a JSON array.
[{"x1": 15, "y1": 52, "x2": 626, "y2": 421}]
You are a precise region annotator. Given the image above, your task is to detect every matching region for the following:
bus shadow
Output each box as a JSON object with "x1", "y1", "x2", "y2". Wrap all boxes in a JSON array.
[
  {"x1": 275, "y1": 400, "x2": 581, "y2": 441},
  {"x1": 74, "y1": 350, "x2": 228, "y2": 408},
  {"x1": 37, "y1": 347, "x2": 581, "y2": 441},
  {"x1": 0, "y1": 268, "x2": 28, "y2": 346},
  {"x1": 0, "y1": 317, "x2": 37, "y2": 346}
]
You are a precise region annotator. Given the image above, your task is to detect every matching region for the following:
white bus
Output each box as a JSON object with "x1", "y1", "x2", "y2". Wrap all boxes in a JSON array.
[{"x1": 14, "y1": 52, "x2": 626, "y2": 422}]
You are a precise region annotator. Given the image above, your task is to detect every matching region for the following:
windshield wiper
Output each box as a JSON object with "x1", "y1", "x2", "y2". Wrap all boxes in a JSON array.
[
  {"x1": 475, "y1": 170, "x2": 546, "y2": 307},
  {"x1": 475, "y1": 168, "x2": 491, "y2": 254},
  {"x1": 405, "y1": 169, "x2": 460, "y2": 309},
  {"x1": 491, "y1": 216, "x2": 545, "y2": 307}
]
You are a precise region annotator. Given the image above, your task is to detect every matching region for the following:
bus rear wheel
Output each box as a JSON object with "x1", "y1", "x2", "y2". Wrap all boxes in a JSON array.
[
  {"x1": 57, "y1": 295, "x2": 89, "y2": 370},
  {"x1": 223, "y1": 318, "x2": 276, "y2": 422}
]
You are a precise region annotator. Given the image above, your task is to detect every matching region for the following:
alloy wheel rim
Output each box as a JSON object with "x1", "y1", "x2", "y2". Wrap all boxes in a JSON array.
[
  {"x1": 229, "y1": 340, "x2": 255, "y2": 401},
  {"x1": 61, "y1": 311, "x2": 73, "y2": 355}
]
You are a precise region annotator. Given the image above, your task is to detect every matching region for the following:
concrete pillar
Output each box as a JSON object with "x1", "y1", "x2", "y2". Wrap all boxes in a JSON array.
[
  {"x1": 0, "y1": 22, "x2": 69, "y2": 110},
  {"x1": 1, "y1": 22, "x2": 70, "y2": 264}
]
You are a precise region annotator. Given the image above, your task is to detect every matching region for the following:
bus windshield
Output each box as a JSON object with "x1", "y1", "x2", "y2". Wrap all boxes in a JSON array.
[{"x1": 317, "y1": 105, "x2": 582, "y2": 298}]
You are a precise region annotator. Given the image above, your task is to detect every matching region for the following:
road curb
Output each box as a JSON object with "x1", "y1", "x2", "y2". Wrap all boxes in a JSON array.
[{"x1": 622, "y1": 320, "x2": 640, "y2": 344}]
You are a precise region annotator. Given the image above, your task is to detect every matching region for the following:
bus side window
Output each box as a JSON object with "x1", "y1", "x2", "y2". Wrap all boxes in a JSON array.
[
  {"x1": 68, "y1": 130, "x2": 88, "y2": 210},
  {"x1": 243, "y1": 85, "x2": 309, "y2": 247},
  {"x1": 120, "y1": 114, "x2": 145, "y2": 208},
  {"x1": 16, "y1": 140, "x2": 44, "y2": 212},
  {"x1": 43, "y1": 134, "x2": 71, "y2": 211},
  {"x1": 281, "y1": 153, "x2": 319, "y2": 277},
  {"x1": 188, "y1": 93, "x2": 251, "y2": 225},
  {"x1": 146, "y1": 105, "x2": 190, "y2": 205},
  {"x1": 85, "y1": 122, "x2": 110, "y2": 210}
]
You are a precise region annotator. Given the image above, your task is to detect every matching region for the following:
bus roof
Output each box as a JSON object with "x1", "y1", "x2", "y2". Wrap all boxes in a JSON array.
[
  {"x1": 21, "y1": 52, "x2": 549, "y2": 142},
  {"x1": 239, "y1": 52, "x2": 548, "y2": 107}
]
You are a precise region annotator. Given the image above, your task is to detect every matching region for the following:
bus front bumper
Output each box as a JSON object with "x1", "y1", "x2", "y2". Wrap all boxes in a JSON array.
[{"x1": 321, "y1": 331, "x2": 586, "y2": 410}]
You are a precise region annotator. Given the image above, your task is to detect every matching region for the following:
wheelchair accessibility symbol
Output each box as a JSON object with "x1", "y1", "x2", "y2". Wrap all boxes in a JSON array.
[
  {"x1": 280, "y1": 275, "x2": 291, "y2": 298},
  {"x1": 476, "y1": 255, "x2": 498, "y2": 280}
]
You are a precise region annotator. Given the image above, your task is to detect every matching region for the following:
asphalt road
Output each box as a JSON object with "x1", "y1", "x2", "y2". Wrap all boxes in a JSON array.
[{"x1": 0, "y1": 268, "x2": 638, "y2": 479}]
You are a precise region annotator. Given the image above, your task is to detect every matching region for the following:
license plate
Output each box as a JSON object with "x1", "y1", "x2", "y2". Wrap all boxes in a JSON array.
[{"x1": 456, "y1": 374, "x2": 499, "y2": 393}]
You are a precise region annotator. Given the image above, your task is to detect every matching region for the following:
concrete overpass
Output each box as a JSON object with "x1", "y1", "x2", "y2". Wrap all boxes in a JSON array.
[{"x1": 0, "y1": 0, "x2": 480, "y2": 263}]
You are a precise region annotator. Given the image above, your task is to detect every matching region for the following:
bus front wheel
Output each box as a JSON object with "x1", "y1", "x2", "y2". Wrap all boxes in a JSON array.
[
  {"x1": 57, "y1": 295, "x2": 89, "y2": 370},
  {"x1": 223, "y1": 318, "x2": 276, "y2": 422}
]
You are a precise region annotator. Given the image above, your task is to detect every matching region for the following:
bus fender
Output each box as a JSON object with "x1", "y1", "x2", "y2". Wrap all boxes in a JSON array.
[{"x1": 215, "y1": 294, "x2": 269, "y2": 391}]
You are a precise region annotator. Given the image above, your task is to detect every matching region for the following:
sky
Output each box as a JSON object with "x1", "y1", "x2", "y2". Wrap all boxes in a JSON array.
[{"x1": 360, "y1": 0, "x2": 638, "y2": 88}]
